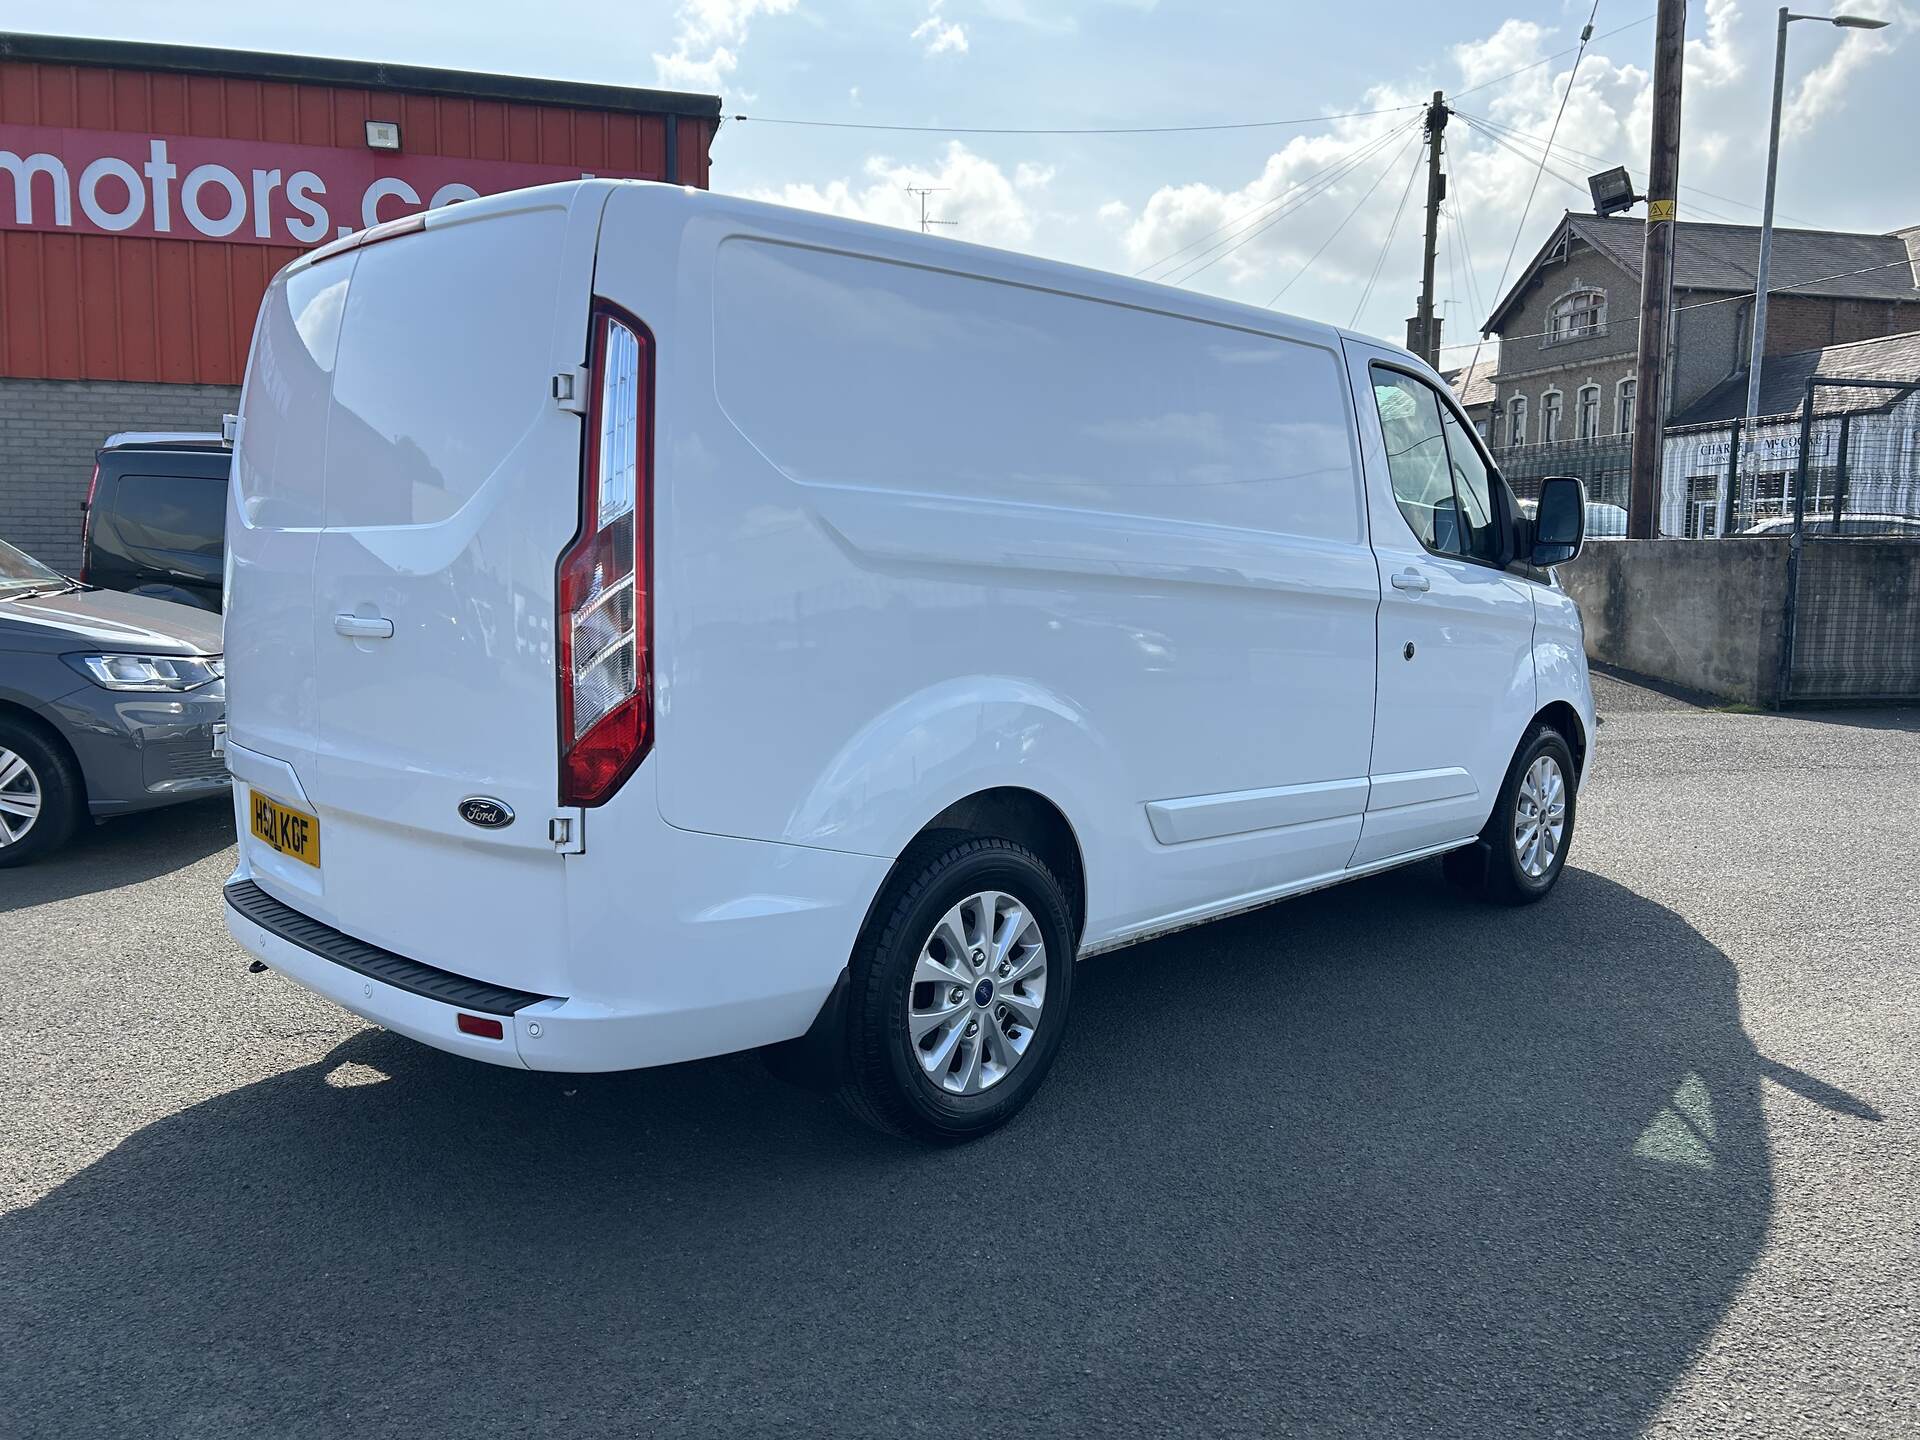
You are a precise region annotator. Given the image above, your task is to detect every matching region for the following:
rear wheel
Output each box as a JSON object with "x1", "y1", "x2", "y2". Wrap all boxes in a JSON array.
[
  {"x1": 1450, "y1": 723, "x2": 1577, "y2": 905},
  {"x1": 839, "y1": 837, "x2": 1075, "y2": 1142},
  {"x1": 0, "y1": 719, "x2": 83, "y2": 868}
]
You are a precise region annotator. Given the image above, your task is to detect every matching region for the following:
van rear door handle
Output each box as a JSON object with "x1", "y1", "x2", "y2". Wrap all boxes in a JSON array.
[
  {"x1": 333, "y1": 614, "x2": 395, "y2": 640},
  {"x1": 1390, "y1": 570, "x2": 1431, "y2": 593}
]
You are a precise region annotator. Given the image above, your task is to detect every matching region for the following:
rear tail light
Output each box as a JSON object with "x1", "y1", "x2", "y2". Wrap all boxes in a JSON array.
[
  {"x1": 78, "y1": 462, "x2": 100, "y2": 582},
  {"x1": 557, "y1": 304, "x2": 653, "y2": 807}
]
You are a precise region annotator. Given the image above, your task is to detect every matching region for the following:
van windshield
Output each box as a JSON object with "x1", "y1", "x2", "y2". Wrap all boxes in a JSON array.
[{"x1": 0, "y1": 536, "x2": 69, "y2": 595}]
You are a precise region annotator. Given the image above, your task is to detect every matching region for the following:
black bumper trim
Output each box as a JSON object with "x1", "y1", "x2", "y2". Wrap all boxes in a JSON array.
[{"x1": 224, "y1": 879, "x2": 556, "y2": 1016}]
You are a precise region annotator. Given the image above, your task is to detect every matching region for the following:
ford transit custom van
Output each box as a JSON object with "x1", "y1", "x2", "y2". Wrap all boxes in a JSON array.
[{"x1": 223, "y1": 182, "x2": 1594, "y2": 1141}]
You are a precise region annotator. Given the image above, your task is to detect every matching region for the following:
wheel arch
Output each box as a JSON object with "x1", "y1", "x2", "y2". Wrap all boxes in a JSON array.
[
  {"x1": 0, "y1": 697, "x2": 89, "y2": 803},
  {"x1": 914, "y1": 786, "x2": 1087, "y2": 946},
  {"x1": 1532, "y1": 699, "x2": 1588, "y2": 783}
]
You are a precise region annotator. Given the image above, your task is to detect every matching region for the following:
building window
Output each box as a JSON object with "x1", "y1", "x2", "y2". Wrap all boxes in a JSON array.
[
  {"x1": 1577, "y1": 385, "x2": 1600, "y2": 440},
  {"x1": 1509, "y1": 396, "x2": 1528, "y2": 446},
  {"x1": 1541, "y1": 391, "x2": 1563, "y2": 443},
  {"x1": 1545, "y1": 288, "x2": 1607, "y2": 346},
  {"x1": 1617, "y1": 378, "x2": 1637, "y2": 434}
]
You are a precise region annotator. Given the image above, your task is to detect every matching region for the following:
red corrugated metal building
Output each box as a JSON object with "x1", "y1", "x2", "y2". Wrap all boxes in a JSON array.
[{"x1": 0, "y1": 33, "x2": 720, "y2": 566}]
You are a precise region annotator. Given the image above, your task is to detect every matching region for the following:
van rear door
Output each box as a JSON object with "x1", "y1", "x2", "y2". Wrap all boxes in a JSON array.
[{"x1": 229, "y1": 185, "x2": 607, "y2": 994}]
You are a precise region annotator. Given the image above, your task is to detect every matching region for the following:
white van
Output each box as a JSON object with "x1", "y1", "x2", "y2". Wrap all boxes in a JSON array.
[{"x1": 223, "y1": 181, "x2": 1594, "y2": 1141}]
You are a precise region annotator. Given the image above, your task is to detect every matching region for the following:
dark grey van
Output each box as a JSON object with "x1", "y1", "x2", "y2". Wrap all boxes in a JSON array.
[{"x1": 79, "y1": 432, "x2": 231, "y2": 612}]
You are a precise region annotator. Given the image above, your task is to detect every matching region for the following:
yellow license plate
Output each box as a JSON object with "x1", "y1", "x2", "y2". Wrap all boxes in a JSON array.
[{"x1": 250, "y1": 791, "x2": 321, "y2": 868}]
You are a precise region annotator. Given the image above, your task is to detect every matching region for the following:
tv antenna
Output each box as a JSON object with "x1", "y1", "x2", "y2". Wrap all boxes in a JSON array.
[{"x1": 906, "y1": 186, "x2": 957, "y2": 234}]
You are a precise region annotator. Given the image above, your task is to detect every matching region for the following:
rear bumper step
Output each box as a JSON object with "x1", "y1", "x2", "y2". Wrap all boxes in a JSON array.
[{"x1": 223, "y1": 879, "x2": 555, "y2": 1016}]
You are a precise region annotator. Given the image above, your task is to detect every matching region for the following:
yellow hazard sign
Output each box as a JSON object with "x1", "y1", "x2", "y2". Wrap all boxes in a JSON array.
[{"x1": 1647, "y1": 199, "x2": 1677, "y2": 222}]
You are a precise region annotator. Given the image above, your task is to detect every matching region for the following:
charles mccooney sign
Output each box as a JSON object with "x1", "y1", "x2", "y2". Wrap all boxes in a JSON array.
[{"x1": 0, "y1": 122, "x2": 646, "y2": 246}]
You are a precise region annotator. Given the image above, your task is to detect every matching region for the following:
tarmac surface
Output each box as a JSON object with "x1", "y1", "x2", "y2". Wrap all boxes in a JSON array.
[{"x1": 3, "y1": 673, "x2": 1915, "y2": 1437}]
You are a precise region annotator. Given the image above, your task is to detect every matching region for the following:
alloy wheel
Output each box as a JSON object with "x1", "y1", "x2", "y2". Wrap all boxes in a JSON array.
[
  {"x1": 1513, "y1": 754, "x2": 1567, "y2": 879},
  {"x1": 0, "y1": 746, "x2": 44, "y2": 848},
  {"x1": 906, "y1": 889, "x2": 1048, "y2": 1095}
]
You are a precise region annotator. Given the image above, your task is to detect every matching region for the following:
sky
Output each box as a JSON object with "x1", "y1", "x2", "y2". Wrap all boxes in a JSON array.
[{"x1": 13, "y1": 0, "x2": 1917, "y2": 366}]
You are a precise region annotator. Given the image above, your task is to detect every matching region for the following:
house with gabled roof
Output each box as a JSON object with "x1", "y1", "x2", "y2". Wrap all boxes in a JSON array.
[{"x1": 1477, "y1": 212, "x2": 1920, "y2": 452}]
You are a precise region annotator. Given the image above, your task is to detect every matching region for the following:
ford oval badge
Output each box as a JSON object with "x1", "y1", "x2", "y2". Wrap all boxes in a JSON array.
[{"x1": 458, "y1": 796, "x2": 515, "y2": 830}]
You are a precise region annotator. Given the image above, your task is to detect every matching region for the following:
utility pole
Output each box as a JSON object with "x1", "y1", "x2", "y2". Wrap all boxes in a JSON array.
[
  {"x1": 906, "y1": 186, "x2": 956, "y2": 235},
  {"x1": 1628, "y1": 0, "x2": 1686, "y2": 539},
  {"x1": 1414, "y1": 91, "x2": 1449, "y2": 369}
]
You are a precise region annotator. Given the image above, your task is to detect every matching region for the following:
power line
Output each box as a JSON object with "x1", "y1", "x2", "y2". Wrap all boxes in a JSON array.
[
  {"x1": 1457, "y1": 0, "x2": 1602, "y2": 396},
  {"x1": 1459, "y1": 115, "x2": 1602, "y2": 201},
  {"x1": 1135, "y1": 117, "x2": 1419, "y2": 279},
  {"x1": 1442, "y1": 138, "x2": 1490, "y2": 326},
  {"x1": 726, "y1": 17, "x2": 1660, "y2": 141},
  {"x1": 1350, "y1": 135, "x2": 1428, "y2": 328},
  {"x1": 728, "y1": 104, "x2": 1422, "y2": 137},
  {"x1": 1165, "y1": 122, "x2": 1421, "y2": 287},
  {"x1": 1450, "y1": 11, "x2": 1654, "y2": 101},
  {"x1": 1451, "y1": 111, "x2": 1797, "y2": 228},
  {"x1": 1266, "y1": 128, "x2": 1422, "y2": 307}
]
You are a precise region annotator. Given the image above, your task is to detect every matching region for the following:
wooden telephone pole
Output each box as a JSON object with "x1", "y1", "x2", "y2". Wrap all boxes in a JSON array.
[
  {"x1": 1414, "y1": 91, "x2": 1449, "y2": 368},
  {"x1": 1628, "y1": 0, "x2": 1686, "y2": 538}
]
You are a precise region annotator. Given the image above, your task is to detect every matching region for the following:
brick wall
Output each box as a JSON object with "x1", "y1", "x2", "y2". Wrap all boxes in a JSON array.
[
  {"x1": 1763, "y1": 296, "x2": 1920, "y2": 357},
  {"x1": 0, "y1": 378, "x2": 238, "y2": 572}
]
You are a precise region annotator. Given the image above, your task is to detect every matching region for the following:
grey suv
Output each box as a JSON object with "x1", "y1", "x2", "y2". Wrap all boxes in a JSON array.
[{"x1": 0, "y1": 534, "x2": 227, "y2": 866}]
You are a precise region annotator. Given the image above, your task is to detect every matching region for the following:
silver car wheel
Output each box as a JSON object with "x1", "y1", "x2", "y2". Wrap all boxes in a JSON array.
[
  {"x1": 0, "y1": 746, "x2": 44, "y2": 848},
  {"x1": 1513, "y1": 754, "x2": 1567, "y2": 879},
  {"x1": 907, "y1": 889, "x2": 1048, "y2": 1096}
]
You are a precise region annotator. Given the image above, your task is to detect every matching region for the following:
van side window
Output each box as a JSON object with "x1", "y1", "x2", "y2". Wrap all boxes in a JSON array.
[
  {"x1": 1437, "y1": 407, "x2": 1500, "y2": 563},
  {"x1": 1370, "y1": 368, "x2": 1500, "y2": 564},
  {"x1": 1371, "y1": 370, "x2": 1459, "y2": 553}
]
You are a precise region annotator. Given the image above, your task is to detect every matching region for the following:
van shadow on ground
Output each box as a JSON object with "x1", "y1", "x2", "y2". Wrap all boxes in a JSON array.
[{"x1": 2, "y1": 865, "x2": 1869, "y2": 1437}]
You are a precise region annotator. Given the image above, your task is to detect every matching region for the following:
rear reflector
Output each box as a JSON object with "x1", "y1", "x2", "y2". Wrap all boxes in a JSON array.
[
  {"x1": 557, "y1": 303, "x2": 654, "y2": 807},
  {"x1": 456, "y1": 1013, "x2": 505, "y2": 1040}
]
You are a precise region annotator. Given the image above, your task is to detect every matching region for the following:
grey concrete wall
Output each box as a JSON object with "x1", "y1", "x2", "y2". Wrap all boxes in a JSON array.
[
  {"x1": 1559, "y1": 539, "x2": 1790, "y2": 706},
  {"x1": 0, "y1": 378, "x2": 239, "y2": 572}
]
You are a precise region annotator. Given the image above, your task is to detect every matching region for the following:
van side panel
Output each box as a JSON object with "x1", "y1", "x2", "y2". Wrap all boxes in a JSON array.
[{"x1": 595, "y1": 195, "x2": 1381, "y2": 948}]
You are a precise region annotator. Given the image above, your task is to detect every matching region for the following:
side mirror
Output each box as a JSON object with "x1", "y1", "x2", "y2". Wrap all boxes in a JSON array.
[{"x1": 1532, "y1": 475, "x2": 1587, "y2": 566}]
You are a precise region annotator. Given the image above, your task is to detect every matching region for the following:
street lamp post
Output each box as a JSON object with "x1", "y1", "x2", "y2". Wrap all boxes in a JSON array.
[{"x1": 1743, "y1": 9, "x2": 1891, "y2": 430}]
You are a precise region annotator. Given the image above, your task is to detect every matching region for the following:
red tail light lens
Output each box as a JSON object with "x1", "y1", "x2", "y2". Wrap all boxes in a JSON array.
[
  {"x1": 78, "y1": 462, "x2": 100, "y2": 582},
  {"x1": 558, "y1": 304, "x2": 653, "y2": 807}
]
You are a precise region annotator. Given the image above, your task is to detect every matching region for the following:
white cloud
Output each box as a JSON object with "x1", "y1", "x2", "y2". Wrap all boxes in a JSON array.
[
  {"x1": 1015, "y1": 162, "x2": 1055, "y2": 190},
  {"x1": 1783, "y1": 0, "x2": 1908, "y2": 136},
  {"x1": 654, "y1": 0, "x2": 799, "y2": 89},
  {"x1": 912, "y1": 1, "x2": 970, "y2": 57},
  {"x1": 750, "y1": 141, "x2": 1038, "y2": 247}
]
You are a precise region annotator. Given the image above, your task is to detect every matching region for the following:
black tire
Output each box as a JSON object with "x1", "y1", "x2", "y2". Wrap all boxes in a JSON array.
[
  {"x1": 839, "y1": 836, "x2": 1075, "y2": 1142},
  {"x1": 1456, "y1": 723, "x2": 1578, "y2": 906},
  {"x1": 0, "y1": 716, "x2": 84, "y2": 868}
]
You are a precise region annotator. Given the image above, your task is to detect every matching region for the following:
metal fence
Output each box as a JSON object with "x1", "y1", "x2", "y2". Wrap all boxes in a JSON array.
[
  {"x1": 1662, "y1": 393, "x2": 1920, "y2": 540},
  {"x1": 1491, "y1": 372, "x2": 1920, "y2": 542}
]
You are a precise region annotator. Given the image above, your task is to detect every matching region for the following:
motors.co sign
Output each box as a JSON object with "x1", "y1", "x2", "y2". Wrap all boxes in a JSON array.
[{"x1": 0, "y1": 121, "x2": 648, "y2": 247}]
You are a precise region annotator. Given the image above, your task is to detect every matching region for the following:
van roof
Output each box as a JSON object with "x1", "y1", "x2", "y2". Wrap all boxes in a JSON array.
[
  {"x1": 336, "y1": 179, "x2": 1419, "y2": 371},
  {"x1": 620, "y1": 181, "x2": 1394, "y2": 359},
  {"x1": 102, "y1": 431, "x2": 228, "y2": 452}
]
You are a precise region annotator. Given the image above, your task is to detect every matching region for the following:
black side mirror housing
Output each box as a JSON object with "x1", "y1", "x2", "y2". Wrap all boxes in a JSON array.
[{"x1": 1531, "y1": 475, "x2": 1587, "y2": 567}]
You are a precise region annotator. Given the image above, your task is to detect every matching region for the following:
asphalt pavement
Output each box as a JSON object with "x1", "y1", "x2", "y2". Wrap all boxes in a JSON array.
[{"x1": 3, "y1": 673, "x2": 1916, "y2": 1438}]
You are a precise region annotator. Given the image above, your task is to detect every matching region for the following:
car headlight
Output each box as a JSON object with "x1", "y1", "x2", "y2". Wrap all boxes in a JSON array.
[{"x1": 64, "y1": 653, "x2": 224, "y2": 692}]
